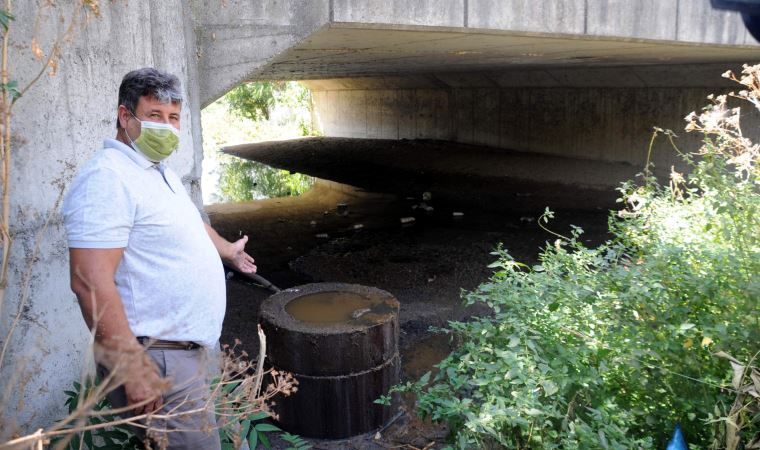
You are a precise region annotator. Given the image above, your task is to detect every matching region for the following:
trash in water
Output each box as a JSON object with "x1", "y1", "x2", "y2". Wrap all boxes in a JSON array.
[
  {"x1": 422, "y1": 191, "x2": 432, "y2": 201},
  {"x1": 350, "y1": 308, "x2": 371, "y2": 319},
  {"x1": 309, "y1": 220, "x2": 317, "y2": 227},
  {"x1": 315, "y1": 233, "x2": 329, "y2": 239},
  {"x1": 353, "y1": 224, "x2": 364, "y2": 230},
  {"x1": 452, "y1": 211, "x2": 464, "y2": 218},
  {"x1": 400, "y1": 217, "x2": 415, "y2": 224}
]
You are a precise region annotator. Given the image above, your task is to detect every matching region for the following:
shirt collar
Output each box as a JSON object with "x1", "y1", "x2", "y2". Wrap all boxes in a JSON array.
[{"x1": 104, "y1": 138, "x2": 157, "y2": 170}]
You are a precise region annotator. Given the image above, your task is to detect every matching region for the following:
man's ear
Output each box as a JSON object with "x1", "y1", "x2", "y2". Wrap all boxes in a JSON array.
[{"x1": 117, "y1": 105, "x2": 130, "y2": 129}]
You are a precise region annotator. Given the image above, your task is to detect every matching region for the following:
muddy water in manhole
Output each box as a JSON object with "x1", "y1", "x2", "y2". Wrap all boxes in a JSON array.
[
  {"x1": 285, "y1": 290, "x2": 395, "y2": 324},
  {"x1": 261, "y1": 283, "x2": 400, "y2": 439}
]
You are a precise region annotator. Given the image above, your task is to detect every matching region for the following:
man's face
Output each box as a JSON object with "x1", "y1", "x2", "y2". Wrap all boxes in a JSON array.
[{"x1": 119, "y1": 95, "x2": 181, "y2": 139}]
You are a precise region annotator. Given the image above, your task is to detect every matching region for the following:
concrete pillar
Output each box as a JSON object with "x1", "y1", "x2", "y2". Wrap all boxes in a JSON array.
[{"x1": 0, "y1": 0, "x2": 202, "y2": 436}]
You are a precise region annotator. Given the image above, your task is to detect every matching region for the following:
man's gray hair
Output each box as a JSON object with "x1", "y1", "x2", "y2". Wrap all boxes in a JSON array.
[{"x1": 116, "y1": 67, "x2": 183, "y2": 129}]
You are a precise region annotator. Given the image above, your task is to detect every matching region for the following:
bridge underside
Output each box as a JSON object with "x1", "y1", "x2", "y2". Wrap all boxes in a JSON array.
[
  {"x1": 201, "y1": 13, "x2": 760, "y2": 209},
  {"x1": 255, "y1": 24, "x2": 758, "y2": 82}
]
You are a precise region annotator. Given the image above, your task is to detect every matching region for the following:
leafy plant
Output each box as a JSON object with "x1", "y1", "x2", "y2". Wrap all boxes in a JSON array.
[
  {"x1": 226, "y1": 82, "x2": 283, "y2": 122},
  {"x1": 51, "y1": 378, "x2": 141, "y2": 450},
  {"x1": 219, "y1": 409, "x2": 280, "y2": 450},
  {"x1": 217, "y1": 388, "x2": 311, "y2": 450},
  {"x1": 280, "y1": 432, "x2": 312, "y2": 450},
  {"x1": 226, "y1": 81, "x2": 311, "y2": 124},
  {"x1": 392, "y1": 64, "x2": 760, "y2": 449},
  {"x1": 217, "y1": 159, "x2": 314, "y2": 202},
  {"x1": 203, "y1": 80, "x2": 317, "y2": 204}
]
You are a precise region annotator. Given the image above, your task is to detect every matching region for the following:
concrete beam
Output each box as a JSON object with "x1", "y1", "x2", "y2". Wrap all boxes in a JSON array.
[{"x1": 191, "y1": 0, "x2": 330, "y2": 107}]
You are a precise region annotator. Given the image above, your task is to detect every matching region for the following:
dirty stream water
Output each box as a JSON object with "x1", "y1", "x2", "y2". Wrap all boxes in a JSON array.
[{"x1": 285, "y1": 291, "x2": 388, "y2": 324}]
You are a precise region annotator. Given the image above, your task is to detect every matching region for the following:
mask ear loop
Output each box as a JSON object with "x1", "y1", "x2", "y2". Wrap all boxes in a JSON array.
[{"x1": 123, "y1": 110, "x2": 142, "y2": 151}]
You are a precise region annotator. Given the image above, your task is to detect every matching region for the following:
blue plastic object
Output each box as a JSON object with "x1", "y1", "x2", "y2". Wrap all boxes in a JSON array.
[{"x1": 666, "y1": 424, "x2": 688, "y2": 450}]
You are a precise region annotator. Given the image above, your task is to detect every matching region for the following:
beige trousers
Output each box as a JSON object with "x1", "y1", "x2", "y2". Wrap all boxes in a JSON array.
[{"x1": 100, "y1": 348, "x2": 221, "y2": 450}]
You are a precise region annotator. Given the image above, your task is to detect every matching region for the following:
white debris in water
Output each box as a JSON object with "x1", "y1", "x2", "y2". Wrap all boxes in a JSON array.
[
  {"x1": 315, "y1": 233, "x2": 329, "y2": 238},
  {"x1": 452, "y1": 211, "x2": 464, "y2": 217},
  {"x1": 422, "y1": 191, "x2": 432, "y2": 201},
  {"x1": 351, "y1": 308, "x2": 371, "y2": 319},
  {"x1": 309, "y1": 220, "x2": 317, "y2": 227},
  {"x1": 400, "y1": 217, "x2": 415, "y2": 224},
  {"x1": 353, "y1": 224, "x2": 364, "y2": 230}
]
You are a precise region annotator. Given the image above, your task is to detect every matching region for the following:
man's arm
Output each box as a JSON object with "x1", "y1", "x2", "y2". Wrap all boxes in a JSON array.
[
  {"x1": 204, "y1": 223, "x2": 257, "y2": 273},
  {"x1": 69, "y1": 248, "x2": 164, "y2": 415}
]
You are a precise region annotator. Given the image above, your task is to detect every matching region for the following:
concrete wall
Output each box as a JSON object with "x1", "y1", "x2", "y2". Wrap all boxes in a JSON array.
[
  {"x1": 0, "y1": 1, "x2": 202, "y2": 436},
  {"x1": 307, "y1": 66, "x2": 760, "y2": 178}
]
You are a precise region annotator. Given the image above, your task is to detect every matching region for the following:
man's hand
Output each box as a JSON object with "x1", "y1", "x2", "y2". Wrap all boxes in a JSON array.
[
  {"x1": 70, "y1": 248, "x2": 168, "y2": 416},
  {"x1": 204, "y1": 224, "x2": 258, "y2": 274},
  {"x1": 124, "y1": 358, "x2": 164, "y2": 415},
  {"x1": 224, "y1": 235, "x2": 257, "y2": 274}
]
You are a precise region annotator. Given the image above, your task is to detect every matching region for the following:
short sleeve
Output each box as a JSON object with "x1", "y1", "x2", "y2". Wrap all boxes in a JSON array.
[{"x1": 63, "y1": 166, "x2": 135, "y2": 248}]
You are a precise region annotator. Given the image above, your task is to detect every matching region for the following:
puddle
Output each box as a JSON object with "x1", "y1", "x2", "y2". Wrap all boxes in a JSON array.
[
  {"x1": 402, "y1": 333, "x2": 453, "y2": 380},
  {"x1": 285, "y1": 291, "x2": 393, "y2": 324}
]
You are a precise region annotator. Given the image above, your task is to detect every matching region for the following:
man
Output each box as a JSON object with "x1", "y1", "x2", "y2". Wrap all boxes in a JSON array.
[{"x1": 63, "y1": 68, "x2": 254, "y2": 449}]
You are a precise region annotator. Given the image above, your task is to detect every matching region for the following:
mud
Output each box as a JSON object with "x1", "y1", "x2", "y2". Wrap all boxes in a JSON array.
[{"x1": 209, "y1": 179, "x2": 611, "y2": 448}]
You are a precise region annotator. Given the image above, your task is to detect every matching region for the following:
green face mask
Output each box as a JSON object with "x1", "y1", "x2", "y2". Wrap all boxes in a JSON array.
[{"x1": 127, "y1": 113, "x2": 180, "y2": 162}]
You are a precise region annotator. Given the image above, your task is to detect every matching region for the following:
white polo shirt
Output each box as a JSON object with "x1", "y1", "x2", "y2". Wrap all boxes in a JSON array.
[{"x1": 63, "y1": 139, "x2": 226, "y2": 348}]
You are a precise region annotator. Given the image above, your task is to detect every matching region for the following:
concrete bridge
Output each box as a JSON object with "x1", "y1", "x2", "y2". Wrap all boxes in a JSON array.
[{"x1": 3, "y1": 0, "x2": 758, "y2": 434}]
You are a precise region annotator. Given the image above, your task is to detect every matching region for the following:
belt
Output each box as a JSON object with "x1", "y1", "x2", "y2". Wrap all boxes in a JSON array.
[{"x1": 136, "y1": 336, "x2": 201, "y2": 350}]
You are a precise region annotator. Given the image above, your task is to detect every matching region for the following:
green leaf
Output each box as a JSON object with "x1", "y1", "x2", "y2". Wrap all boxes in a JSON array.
[
  {"x1": 254, "y1": 423, "x2": 281, "y2": 433},
  {"x1": 0, "y1": 10, "x2": 14, "y2": 32},
  {"x1": 374, "y1": 395, "x2": 391, "y2": 406},
  {"x1": 84, "y1": 430, "x2": 93, "y2": 449},
  {"x1": 239, "y1": 419, "x2": 251, "y2": 440},
  {"x1": 541, "y1": 380, "x2": 559, "y2": 396},
  {"x1": 259, "y1": 431, "x2": 271, "y2": 449},
  {"x1": 246, "y1": 411, "x2": 270, "y2": 421},
  {"x1": 248, "y1": 427, "x2": 258, "y2": 448},
  {"x1": 222, "y1": 380, "x2": 242, "y2": 394}
]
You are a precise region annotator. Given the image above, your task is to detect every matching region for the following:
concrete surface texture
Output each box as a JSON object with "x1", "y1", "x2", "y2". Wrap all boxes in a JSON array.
[
  {"x1": 1, "y1": 0, "x2": 202, "y2": 436},
  {"x1": 304, "y1": 78, "x2": 760, "y2": 175},
  {"x1": 3, "y1": 0, "x2": 760, "y2": 439},
  {"x1": 198, "y1": 0, "x2": 758, "y2": 104}
]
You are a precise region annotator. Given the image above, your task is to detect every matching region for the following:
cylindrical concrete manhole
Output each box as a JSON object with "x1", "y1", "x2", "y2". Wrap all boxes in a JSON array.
[{"x1": 259, "y1": 282, "x2": 400, "y2": 439}]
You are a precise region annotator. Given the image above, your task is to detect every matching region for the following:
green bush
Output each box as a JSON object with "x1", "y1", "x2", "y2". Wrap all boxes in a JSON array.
[
  {"x1": 395, "y1": 66, "x2": 760, "y2": 449},
  {"x1": 217, "y1": 159, "x2": 314, "y2": 202}
]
